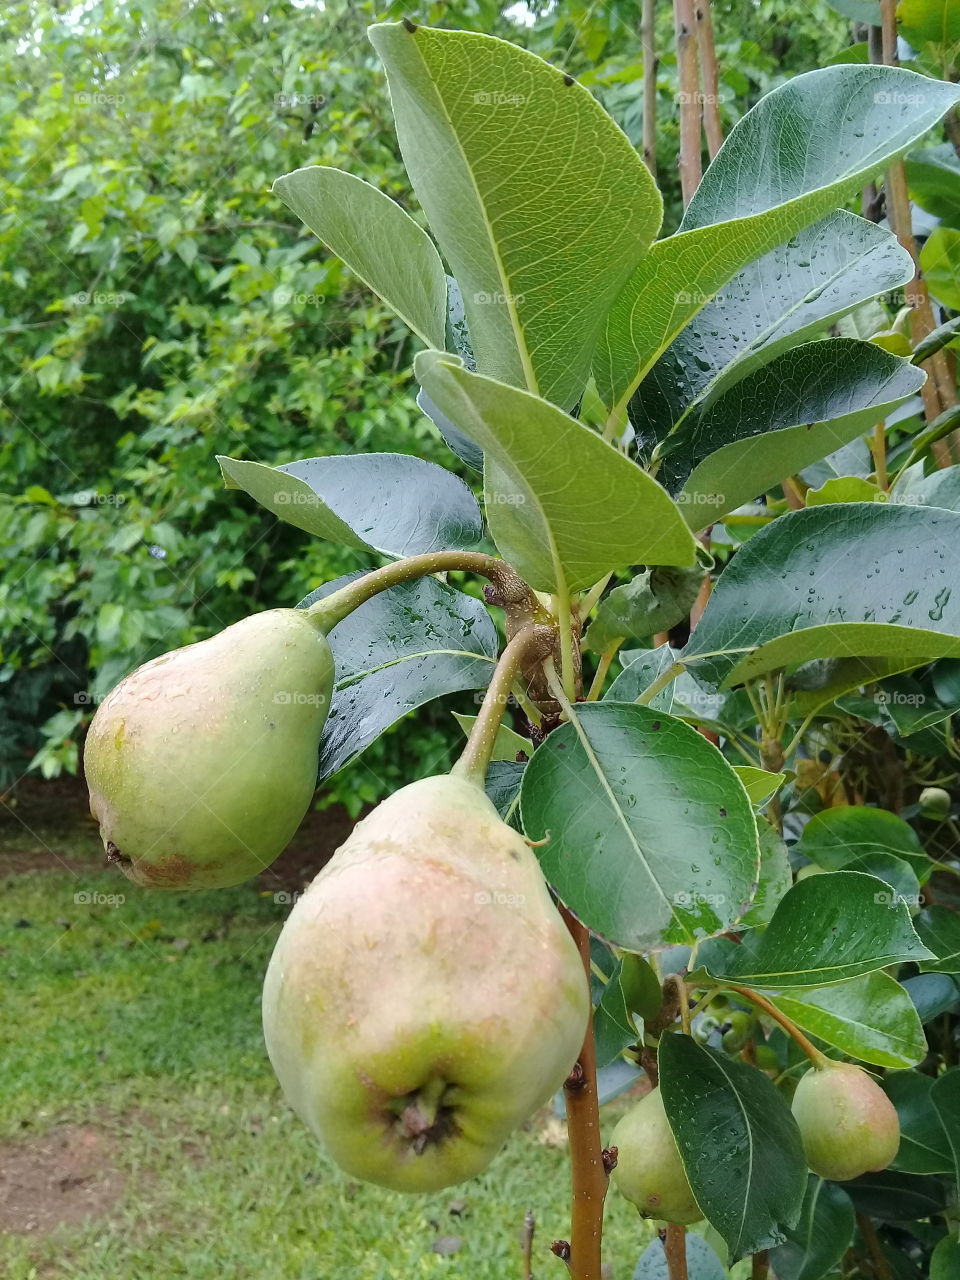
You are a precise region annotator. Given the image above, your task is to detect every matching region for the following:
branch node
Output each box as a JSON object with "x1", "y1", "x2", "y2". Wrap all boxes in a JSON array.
[
  {"x1": 601, "y1": 1146, "x2": 619, "y2": 1176},
  {"x1": 551, "y1": 1240, "x2": 572, "y2": 1262}
]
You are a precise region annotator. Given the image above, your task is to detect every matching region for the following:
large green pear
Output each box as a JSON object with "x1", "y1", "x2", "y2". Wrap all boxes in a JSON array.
[
  {"x1": 84, "y1": 609, "x2": 333, "y2": 890},
  {"x1": 791, "y1": 1061, "x2": 900, "y2": 1181},
  {"x1": 611, "y1": 1087, "x2": 703, "y2": 1225},
  {"x1": 261, "y1": 773, "x2": 590, "y2": 1193}
]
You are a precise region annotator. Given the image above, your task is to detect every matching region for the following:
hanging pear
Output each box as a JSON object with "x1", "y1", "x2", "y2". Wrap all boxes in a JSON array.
[
  {"x1": 84, "y1": 609, "x2": 333, "y2": 889},
  {"x1": 791, "y1": 1060, "x2": 900, "y2": 1181},
  {"x1": 262, "y1": 773, "x2": 590, "y2": 1192},
  {"x1": 611, "y1": 1087, "x2": 703, "y2": 1224}
]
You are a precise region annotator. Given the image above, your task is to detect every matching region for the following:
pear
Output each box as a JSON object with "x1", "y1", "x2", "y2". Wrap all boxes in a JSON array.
[
  {"x1": 611, "y1": 1087, "x2": 703, "y2": 1224},
  {"x1": 261, "y1": 773, "x2": 590, "y2": 1192},
  {"x1": 791, "y1": 1061, "x2": 900, "y2": 1181},
  {"x1": 84, "y1": 609, "x2": 333, "y2": 890}
]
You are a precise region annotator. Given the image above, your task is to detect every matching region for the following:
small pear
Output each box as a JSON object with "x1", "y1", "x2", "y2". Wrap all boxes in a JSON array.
[
  {"x1": 919, "y1": 786, "x2": 951, "y2": 821},
  {"x1": 611, "y1": 1088, "x2": 703, "y2": 1224},
  {"x1": 262, "y1": 773, "x2": 590, "y2": 1192},
  {"x1": 84, "y1": 609, "x2": 333, "y2": 889},
  {"x1": 791, "y1": 1061, "x2": 900, "y2": 1181}
]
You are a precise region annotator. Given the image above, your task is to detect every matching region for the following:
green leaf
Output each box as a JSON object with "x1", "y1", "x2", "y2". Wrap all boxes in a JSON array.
[
  {"x1": 843, "y1": 1170, "x2": 948, "y2": 1222},
  {"x1": 631, "y1": 212, "x2": 914, "y2": 461},
  {"x1": 666, "y1": 340, "x2": 923, "y2": 522},
  {"x1": 683, "y1": 504, "x2": 960, "y2": 688},
  {"x1": 770, "y1": 1176, "x2": 856, "y2": 1280},
  {"x1": 916, "y1": 905, "x2": 960, "y2": 974},
  {"x1": 930, "y1": 1069, "x2": 960, "y2": 1190},
  {"x1": 734, "y1": 767, "x2": 786, "y2": 809},
  {"x1": 596, "y1": 66, "x2": 960, "y2": 412},
  {"x1": 932, "y1": 1237, "x2": 960, "y2": 1280},
  {"x1": 659, "y1": 1034, "x2": 806, "y2": 1259},
  {"x1": 484, "y1": 759, "x2": 525, "y2": 824},
  {"x1": 369, "y1": 21, "x2": 662, "y2": 411},
  {"x1": 806, "y1": 475, "x2": 882, "y2": 506},
  {"x1": 921, "y1": 226, "x2": 960, "y2": 311},
  {"x1": 770, "y1": 972, "x2": 927, "y2": 1068},
  {"x1": 414, "y1": 351, "x2": 696, "y2": 593},
  {"x1": 272, "y1": 166, "x2": 446, "y2": 348},
  {"x1": 452, "y1": 712, "x2": 528, "y2": 763},
  {"x1": 584, "y1": 564, "x2": 706, "y2": 652},
  {"x1": 906, "y1": 144, "x2": 960, "y2": 226},
  {"x1": 519, "y1": 702, "x2": 759, "y2": 951},
  {"x1": 892, "y1": 462, "x2": 960, "y2": 512},
  {"x1": 886, "y1": 1071, "x2": 954, "y2": 1174},
  {"x1": 796, "y1": 806, "x2": 932, "y2": 883},
  {"x1": 593, "y1": 958, "x2": 640, "y2": 1071},
  {"x1": 898, "y1": 0, "x2": 960, "y2": 51},
  {"x1": 903, "y1": 972, "x2": 960, "y2": 1023},
  {"x1": 739, "y1": 823, "x2": 793, "y2": 929},
  {"x1": 297, "y1": 574, "x2": 497, "y2": 780},
  {"x1": 606, "y1": 646, "x2": 731, "y2": 728},
  {"x1": 696, "y1": 872, "x2": 934, "y2": 988},
  {"x1": 218, "y1": 453, "x2": 483, "y2": 557}
]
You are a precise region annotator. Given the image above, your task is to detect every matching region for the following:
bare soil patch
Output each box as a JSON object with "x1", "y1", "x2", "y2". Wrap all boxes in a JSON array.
[{"x1": 0, "y1": 1124, "x2": 125, "y2": 1236}]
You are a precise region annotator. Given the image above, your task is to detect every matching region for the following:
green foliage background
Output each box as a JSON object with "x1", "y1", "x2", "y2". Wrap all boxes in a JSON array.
[{"x1": 0, "y1": 0, "x2": 851, "y2": 802}]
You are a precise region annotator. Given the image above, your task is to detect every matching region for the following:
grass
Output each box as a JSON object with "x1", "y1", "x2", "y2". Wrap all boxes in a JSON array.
[{"x1": 1, "y1": 851, "x2": 654, "y2": 1278}]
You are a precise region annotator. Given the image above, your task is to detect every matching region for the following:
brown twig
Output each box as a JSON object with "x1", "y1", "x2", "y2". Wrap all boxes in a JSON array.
[
  {"x1": 857, "y1": 1212, "x2": 895, "y2": 1280},
  {"x1": 642, "y1": 0, "x2": 659, "y2": 178},
  {"x1": 695, "y1": 0, "x2": 723, "y2": 159},
  {"x1": 522, "y1": 1209, "x2": 535, "y2": 1279},
  {"x1": 876, "y1": 3, "x2": 957, "y2": 445},
  {"x1": 664, "y1": 1224, "x2": 690, "y2": 1280},
  {"x1": 752, "y1": 1249, "x2": 769, "y2": 1280},
  {"x1": 560, "y1": 906, "x2": 608, "y2": 1280},
  {"x1": 674, "y1": 0, "x2": 702, "y2": 205}
]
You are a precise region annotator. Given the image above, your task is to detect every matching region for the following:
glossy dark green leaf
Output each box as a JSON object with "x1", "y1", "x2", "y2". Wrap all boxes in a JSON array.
[
  {"x1": 414, "y1": 352, "x2": 697, "y2": 593},
  {"x1": 659, "y1": 1034, "x2": 806, "y2": 1259},
  {"x1": 770, "y1": 972, "x2": 927, "y2": 1068},
  {"x1": 906, "y1": 145, "x2": 960, "y2": 227},
  {"x1": 417, "y1": 387, "x2": 484, "y2": 472},
  {"x1": 370, "y1": 21, "x2": 661, "y2": 411},
  {"x1": 632, "y1": 1233, "x2": 726, "y2": 1280},
  {"x1": 796, "y1": 806, "x2": 932, "y2": 884},
  {"x1": 843, "y1": 1170, "x2": 947, "y2": 1222},
  {"x1": 519, "y1": 702, "x2": 759, "y2": 951},
  {"x1": 298, "y1": 574, "x2": 497, "y2": 779},
  {"x1": 483, "y1": 759, "x2": 525, "y2": 826},
  {"x1": 664, "y1": 340, "x2": 923, "y2": 523},
  {"x1": 683, "y1": 504, "x2": 960, "y2": 688},
  {"x1": 916, "y1": 906, "x2": 960, "y2": 974},
  {"x1": 597, "y1": 66, "x2": 960, "y2": 413},
  {"x1": 886, "y1": 1071, "x2": 954, "y2": 1175},
  {"x1": 932, "y1": 1237, "x2": 960, "y2": 1280},
  {"x1": 903, "y1": 972, "x2": 960, "y2": 1023},
  {"x1": 770, "y1": 1176, "x2": 856, "y2": 1280},
  {"x1": 585, "y1": 564, "x2": 705, "y2": 652},
  {"x1": 696, "y1": 872, "x2": 934, "y2": 988},
  {"x1": 930, "y1": 1069, "x2": 960, "y2": 1191},
  {"x1": 593, "y1": 957, "x2": 640, "y2": 1071},
  {"x1": 218, "y1": 452, "x2": 483, "y2": 556},
  {"x1": 271, "y1": 165, "x2": 447, "y2": 347},
  {"x1": 631, "y1": 212, "x2": 913, "y2": 464}
]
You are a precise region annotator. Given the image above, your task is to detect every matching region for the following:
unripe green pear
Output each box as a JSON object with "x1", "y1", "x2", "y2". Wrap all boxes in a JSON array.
[
  {"x1": 619, "y1": 953, "x2": 662, "y2": 1021},
  {"x1": 84, "y1": 609, "x2": 333, "y2": 889},
  {"x1": 611, "y1": 1088, "x2": 703, "y2": 1224},
  {"x1": 262, "y1": 774, "x2": 590, "y2": 1193},
  {"x1": 919, "y1": 786, "x2": 951, "y2": 821},
  {"x1": 721, "y1": 1009, "x2": 754, "y2": 1053},
  {"x1": 791, "y1": 1061, "x2": 900, "y2": 1181}
]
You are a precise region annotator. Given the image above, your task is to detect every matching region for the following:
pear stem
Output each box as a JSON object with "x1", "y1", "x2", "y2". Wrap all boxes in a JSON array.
[
  {"x1": 305, "y1": 551, "x2": 534, "y2": 633},
  {"x1": 561, "y1": 904, "x2": 608, "y2": 1280},
  {"x1": 452, "y1": 625, "x2": 556, "y2": 787},
  {"x1": 726, "y1": 985, "x2": 829, "y2": 1068},
  {"x1": 665, "y1": 1225, "x2": 689, "y2": 1280}
]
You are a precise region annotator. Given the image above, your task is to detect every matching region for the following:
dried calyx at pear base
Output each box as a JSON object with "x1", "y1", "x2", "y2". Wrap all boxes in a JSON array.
[
  {"x1": 611, "y1": 1086, "x2": 703, "y2": 1225},
  {"x1": 791, "y1": 1060, "x2": 900, "y2": 1182},
  {"x1": 262, "y1": 772, "x2": 591, "y2": 1193},
  {"x1": 84, "y1": 609, "x2": 334, "y2": 889}
]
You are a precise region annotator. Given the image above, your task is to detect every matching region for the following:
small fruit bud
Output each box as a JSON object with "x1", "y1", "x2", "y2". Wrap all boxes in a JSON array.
[
  {"x1": 919, "y1": 787, "x2": 951, "y2": 821},
  {"x1": 611, "y1": 1088, "x2": 703, "y2": 1224},
  {"x1": 791, "y1": 1061, "x2": 900, "y2": 1181}
]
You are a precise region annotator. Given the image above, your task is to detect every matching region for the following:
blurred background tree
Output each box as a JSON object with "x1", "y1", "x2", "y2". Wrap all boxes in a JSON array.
[{"x1": 0, "y1": 0, "x2": 853, "y2": 802}]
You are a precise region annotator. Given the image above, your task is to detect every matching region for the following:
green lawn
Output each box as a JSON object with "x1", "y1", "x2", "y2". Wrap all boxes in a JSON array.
[{"x1": 1, "y1": 853, "x2": 653, "y2": 1278}]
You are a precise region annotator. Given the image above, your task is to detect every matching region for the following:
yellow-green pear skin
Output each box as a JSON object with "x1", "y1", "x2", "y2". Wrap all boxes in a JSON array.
[
  {"x1": 84, "y1": 609, "x2": 333, "y2": 890},
  {"x1": 791, "y1": 1062, "x2": 900, "y2": 1181},
  {"x1": 261, "y1": 774, "x2": 590, "y2": 1193},
  {"x1": 611, "y1": 1088, "x2": 703, "y2": 1225}
]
